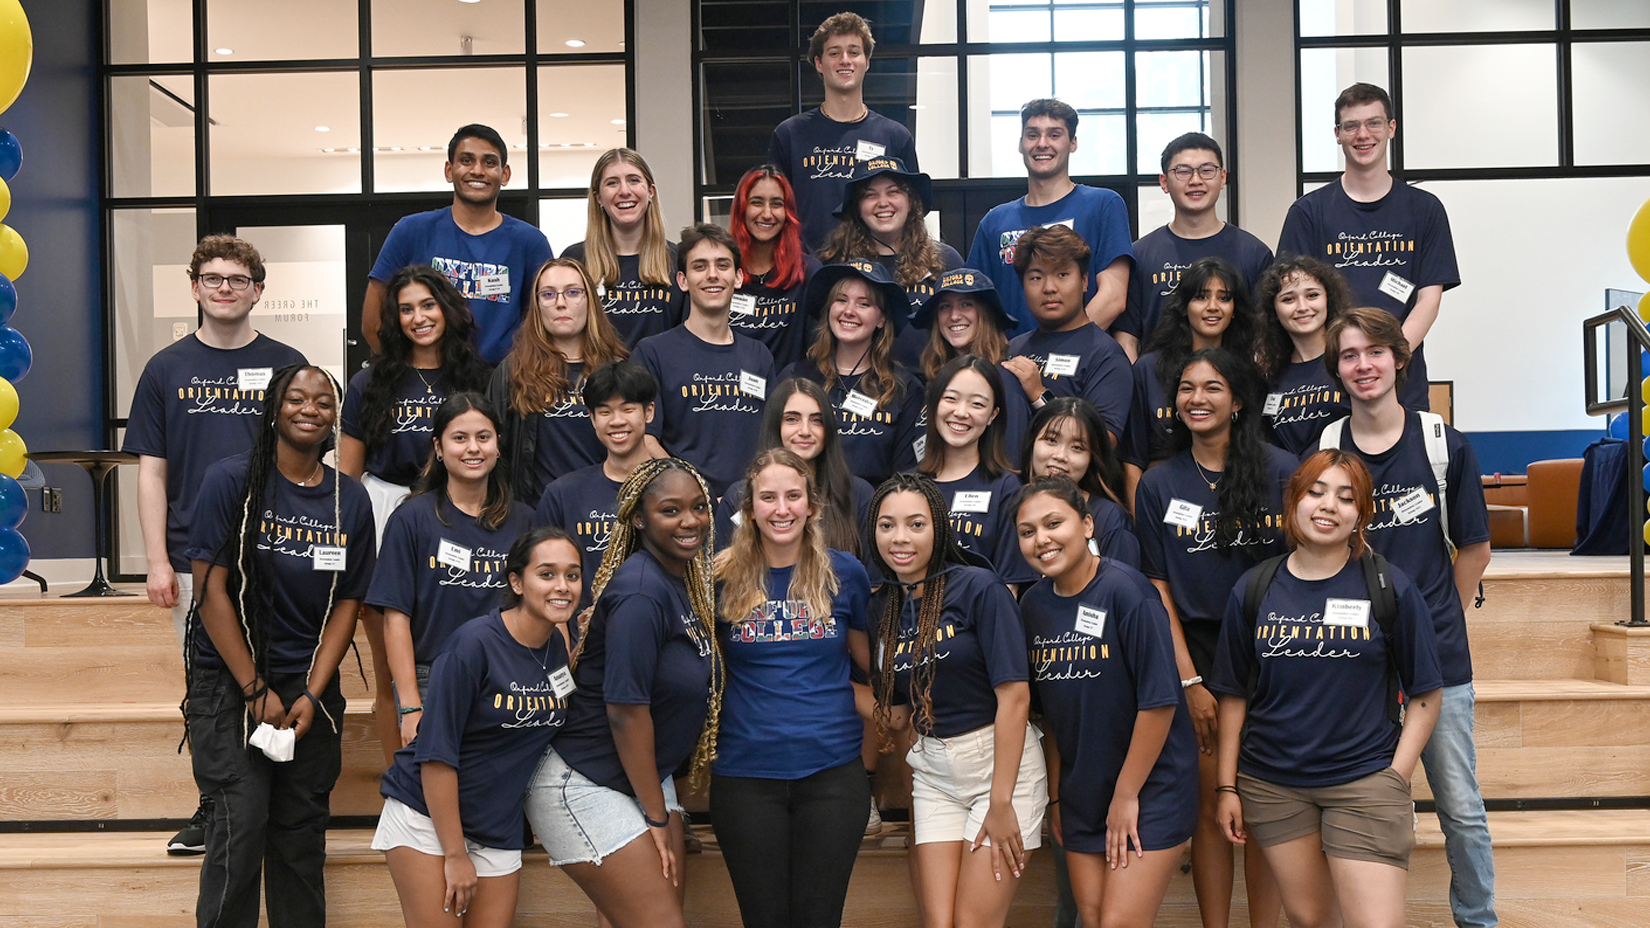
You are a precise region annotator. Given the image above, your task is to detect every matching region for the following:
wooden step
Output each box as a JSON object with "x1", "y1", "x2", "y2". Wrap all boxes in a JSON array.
[{"x1": 1468, "y1": 552, "x2": 1634, "y2": 681}]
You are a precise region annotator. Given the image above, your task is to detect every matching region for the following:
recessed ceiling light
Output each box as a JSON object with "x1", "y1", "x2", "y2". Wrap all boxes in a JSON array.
[
  {"x1": 565, "y1": 39, "x2": 586, "y2": 48},
  {"x1": 321, "y1": 147, "x2": 336, "y2": 153},
  {"x1": 909, "y1": 104, "x2": 926, "y2": 110},
  {"x1": 549, "y1": 112, "x2": 569, "y2": 118},
  {"x1": 458, "y1": 0, "x2": 481, "y2": 4},
  {"x1": 584, "y1": 142, "x2": 595, "y2": 147},
  {"x1": 419, "y1": 145, "x2": 437, "y2": 151},
  {"x1": 315, "y1": 125, "x2": 331, "y2": 132},
  {"x1": 610, "y1": 118, "x2": 626, "y2": 126},
  {"x1": 214, "y1": 47, "x2": 233, "y2": 55},
  {"x1": 345, "y1": 147, "x2": 358, "y2": 152}
]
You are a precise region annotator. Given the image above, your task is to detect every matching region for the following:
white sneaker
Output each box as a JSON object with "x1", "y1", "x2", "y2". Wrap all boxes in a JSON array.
[{"x1": 865, "y1": 798, "x2": 883, "y2": 836}]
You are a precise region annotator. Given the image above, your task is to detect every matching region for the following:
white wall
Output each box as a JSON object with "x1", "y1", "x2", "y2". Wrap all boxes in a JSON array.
[{"x1": 633, "y1": 0, "x2": 695, "y2": 236}]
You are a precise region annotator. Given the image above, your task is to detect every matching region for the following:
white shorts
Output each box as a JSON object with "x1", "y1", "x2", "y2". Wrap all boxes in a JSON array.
[
  {"x1": 371, "y1": 796, "x2": 523, "y2": 877},
  {"x1": 907, "y1": 721, "x2": 1048, "y2": 849},
  {"x1": 362, "y1": 473, "x2": 413, "y2": 551},
  {"x1": 170, "y1": 570, "x2": 195, "y2": 650}
]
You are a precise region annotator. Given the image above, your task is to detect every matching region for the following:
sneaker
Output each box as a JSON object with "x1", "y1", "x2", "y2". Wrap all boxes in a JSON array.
[
  {"x1": 865, "y1": 798, "x2": 883, "y2": 836},
  {"x1": 166, "y1": 798, "x2": 210, "y2": 856}
]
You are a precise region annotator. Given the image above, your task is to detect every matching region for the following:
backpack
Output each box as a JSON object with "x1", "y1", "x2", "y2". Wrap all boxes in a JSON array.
[
  {"x1": 1240, "y1": 549, "x2": 1404, "y2": 724},
  {"x1": 1319, "y1": 412, "x2": 1454, "y2": 558}
]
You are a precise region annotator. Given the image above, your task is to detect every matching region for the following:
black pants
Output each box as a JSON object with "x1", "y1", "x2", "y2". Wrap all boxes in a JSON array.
[
  {"x1": 710, "y1": 760, "x2": 870, "y2": 928},
  {"x1": 187, "y1": 666, "x2": 344, "y2": 928}
]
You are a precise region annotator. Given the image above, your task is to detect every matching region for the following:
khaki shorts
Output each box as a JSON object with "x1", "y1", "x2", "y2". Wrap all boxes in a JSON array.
[
  {"x1": 907, "y1": 722, "x2": 1047, "y2": 849},
  {"x1": 1237, "y1": 767, "x2": 1415, "y2": 869}
]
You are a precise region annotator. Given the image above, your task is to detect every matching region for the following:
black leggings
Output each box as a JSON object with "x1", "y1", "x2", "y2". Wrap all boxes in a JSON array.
[{"x1": 709, "y1": 760, "x2": 871, "y2": 928}]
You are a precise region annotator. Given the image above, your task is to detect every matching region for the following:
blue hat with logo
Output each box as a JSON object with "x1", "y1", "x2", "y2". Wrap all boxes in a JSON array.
[
  {"x1": 804, "y1": 259, "x2": 914, "y2": 333},
  {"x1": 911, "y1": 267, "x2": 1015, "y2": 333},
  {"x1": 831, "y1": 155, "x2": 934, "y2": 220}
]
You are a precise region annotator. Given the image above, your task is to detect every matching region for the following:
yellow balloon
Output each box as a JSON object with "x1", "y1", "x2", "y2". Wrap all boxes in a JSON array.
[
  {"x1": 1640, "y1": 292, "x2": 1650, "y2": 325},
  {"x1": 0, "y1": 0, "x2": 31, "y2": 116},
  {"x1": 0, "y1": 175, "x2": 9, "y2": 223},
  {"x1": 0, "y1": 377, "x2": 16, "y2": 430},
  {"x1": 0, "y1": 223, "x2": 23, "y2": 280},
  {"x1": 1642, "y1": 377, "x2": 1650, "y2": 405},
  {"x1": 1631, "y1": 197, "x2": 1650, "y2": 285},
  {"x1": 0, "y1": 428, "x2": 23, "y2": 479}
]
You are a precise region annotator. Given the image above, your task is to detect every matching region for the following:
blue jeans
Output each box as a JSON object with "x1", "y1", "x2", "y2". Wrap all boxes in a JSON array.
[{"x1": 1420, "y1": 682, "x2": 1497, "y2": 928}]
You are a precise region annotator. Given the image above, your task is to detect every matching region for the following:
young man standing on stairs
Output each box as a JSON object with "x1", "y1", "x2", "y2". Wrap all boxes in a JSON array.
[
  {"x1": 123, "y1": 234, "x2": 307, "y2": 856},
  {"x1": 1318, "y1": 306, "x2": 1497, "y2": 928}
]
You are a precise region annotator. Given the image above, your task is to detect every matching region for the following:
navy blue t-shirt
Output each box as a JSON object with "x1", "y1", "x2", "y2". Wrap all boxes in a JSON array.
[
  {"x1": 768, "y1": 109, "x2": 919, "y2": 253},
  {"x1": 715, "y1": 550, "x2": 871, "y2": 779},
  {"x1": 635, "y1": 326, "x2": 776, "y2": 499},
  {"x1": 187, "y1": 453, "x2": 376, "y2": 673},
  {"x1": 870, "y1": 564, "x2": 1029, "y2": 738},
  {"x1": 534, "y1": 463, "x2": 622, "y2": 609},
  {"x1": 365, "y1": 492, "x2": 535, "y2": 664},
  {"x1": 935, "y1": 467, "x2": 1037, "y2": 585},
  {"x1": 1322, "y1": 413, "x2": 1489, "y2": 686},
  {"x1": 732, "y1": 256, "x2": 820, "y2": 372},
  {"x1": 1006, "y1": 325, "x2": 1133, "y2": 439},
  {"x1": 1089, "y1": 495, "x2": 1141, "y2": 570},
  {"x1": 777, "y1": 362, "x2": 926, "y2": 486},
  {"x1": 369, "y1": 207, "x2": 554, "y2": 365},
  {"x1": 1020, "y1": 559, "x2": 1197, "y2": 853},
  {"x1": 1134, "y1": 446, "x2": 1294, "y2": 625},
  {"x1": 1208, "y1": 558, "x2": 1443, "y2": 787},
  {"x1": 1119, "y1": 224, "x2": 1274, "y2": 341},
  {"x1": 379, "y1": 610, "x2": 569, "y2": 849},
  {"x1": 341, "y1": 366, "x2": 445, "y2": 486},
  {"x1": 123, "y1": 334, "x2": 309, "y2": 570},
  {"x1": 1277, "y1": 180, "x2": 1459, "y2": 410},
  {"x1": 1118, "y1": 351, "x2": 1176, "y2": 469},
  {"x1": 1265, "y1": 358, "x2": 1348, "y2": 455},
  {"x1": 561, "y1": 243, "x2": 686, "y2": 348},
  {"x1": 528, "y1": 361, "x2": 605, "y2": 497},
  {"x1": 553, "y1": 550, "x2": 715, "y2": 792}
]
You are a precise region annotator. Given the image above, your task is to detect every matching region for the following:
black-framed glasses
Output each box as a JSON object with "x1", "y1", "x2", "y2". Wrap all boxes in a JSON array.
[
  {"x1": 1337, "y1": 117, "x2": 1390, "y2": 135},
  {"x1": 1169, "y1": 163, "x2": 1222, "y2": 181},
  {"x1": 195, "y1": 273, "x2": 256, "y2": 291}
]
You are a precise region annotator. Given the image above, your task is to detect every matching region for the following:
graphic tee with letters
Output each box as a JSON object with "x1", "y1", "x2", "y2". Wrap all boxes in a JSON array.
[
  {"x1": 1006, "y1": 324, "x2": 1134, "y2": 439},
  {"x1": 636, "y1": 326, "x2": 776, "y2": 499},
  {"x1": 769, "y1": 109, "x2": 918, "y2": 253},
  {"x1": 341, "y1": 366, "x2": 447, "y2": 487},
  {"x1": 560, "y1": 242, "x2": 686, "y2": 348}
]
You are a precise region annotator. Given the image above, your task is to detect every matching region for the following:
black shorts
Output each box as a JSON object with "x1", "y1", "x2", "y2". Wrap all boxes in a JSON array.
[{"x1": 1183, "y1": 619, "x2": 1221, "y2": 679}]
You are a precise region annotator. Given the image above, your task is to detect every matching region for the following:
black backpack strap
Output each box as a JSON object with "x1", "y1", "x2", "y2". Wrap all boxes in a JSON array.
[
  {"x1": 1241, "y1": 554, "x2": 1289, "y2": 702},
  {"x1": 1360, "y1": 550, "x2": 1403, "y2": 724}
]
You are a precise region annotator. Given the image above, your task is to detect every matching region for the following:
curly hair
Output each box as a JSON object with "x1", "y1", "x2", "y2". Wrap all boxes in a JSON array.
[
  {"x1": 1253, "y1": 255, "x2": 1355, "y2": 381},
  {"x1": 1145, "y1": 256, "x2": 1261, "y2": 397},
  {"x1": 359, "y1": 264, "x2": 491, "y2": 447}
]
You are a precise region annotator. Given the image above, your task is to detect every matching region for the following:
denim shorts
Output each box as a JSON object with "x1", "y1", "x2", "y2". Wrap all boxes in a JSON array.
[
  {"x1": 371, "y1": 796, "x2": 522, "y2": 877},
  {"x1": 524, "y1": 748, "x2": 684, "y2": 866},
  {"x1": 907, "y1": 722, "x2": 1047, "y2": 848}
]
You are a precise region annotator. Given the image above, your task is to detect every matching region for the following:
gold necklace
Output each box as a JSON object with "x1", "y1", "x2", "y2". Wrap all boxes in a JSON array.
[
  {"x1": 1192, "y1": 457, "x2": 1220, "y2": 492},
  {"x1": 413, "y1": 367, "x2": 439, "y2": 395}
]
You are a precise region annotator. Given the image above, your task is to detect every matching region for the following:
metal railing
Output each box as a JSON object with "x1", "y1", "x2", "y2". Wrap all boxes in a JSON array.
[{"x1": 1583, "y1": 303, "x2": 1649, "y2": 627}]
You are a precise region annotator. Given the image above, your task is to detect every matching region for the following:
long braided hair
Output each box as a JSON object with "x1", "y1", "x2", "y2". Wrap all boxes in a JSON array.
[
  {"x1": 570, "y1": 457, "x2": 724, "y2": 787},
  {"x1": 866, "y1": 472, "x2": 964, "y2": 747}
]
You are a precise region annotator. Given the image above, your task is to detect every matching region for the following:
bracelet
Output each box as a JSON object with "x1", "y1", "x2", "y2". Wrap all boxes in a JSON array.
[
  {"x1": 1215, "y1": 785, "x2": 1239, "y2": 795},
  {"x1": 241, "y1": 683, "x2": 268, "y2": 702},
  {"x1": 1047, "y1": 798, "x2": 1060, "y2": 805},
  {"x1": 301, "y1": 690, "x2": 322, "y2": 711},
  {"x1": 642, "y1": 810, "x2": 671, "y2": 828},
  {"x1": 398, "y1": 706, "x2": 422, "y2": 716},
  {"x1": 1181, "y1": 675, "x2": 1203, "y2": 689}
]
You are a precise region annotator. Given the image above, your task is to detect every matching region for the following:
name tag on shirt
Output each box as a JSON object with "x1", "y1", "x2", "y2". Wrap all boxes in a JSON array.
[
  {"x1": 1377, "y1": 271, "x2": 1415, "y2": 304},
  {"x1": 913, "y1": 435, "x2": 926, "y2": 460},
  {"x1": 855, "y1": 140, "x2": 886, "y2": 161},
  {"x1": 1048, "y1": 218, "x2": 1076, "y2": 231},
  {"x1": 549, "y1": 666, "x2": 576, "y2": 699},
  {"x1": 730, "y1": 293, "x2": 757, "y2": 316},
  {"x1": 952, "y1": 491, "x2": 991, "y2": 513},
  {"x1": 238, "y1": 367, "x2": 272, "y2": 392},
  {"x1": 1392, "y1": 487, "x2": 1435, "y2": 523},
  {"x1": 313, "y1": 545, "x2": 346, "y2": 571},
  {"x1": 1263, "y1": 393, "x2": 1283, "y2": 417},
  {"x1": 1044, "y1": 354, "x2": 1079, "y2": 377},
  {"x1": 739, "y1": 370, "x2": 767, "y2": 400},
  {"x1": 437, "y1": 539, "x2": 472, "y2": 571},
  {"x1": 1074, "y1": 604, "x2": 1107, "y2": 638},
  {"x1": 1323, "y1": 598, "x2": 1371, "y2": 629},
  {"x1": 842, "y1": 390, "x2": 878, "y2": 418},
  {"x1": 730, "y1": 510, "x2": 745, "y2": 527},
  {"x1": 475, "y1": 272, "x2": 510, "y2": 296},
  {"x1": 1163, "y1": 498, "x2": 1203, "y2": 528}
]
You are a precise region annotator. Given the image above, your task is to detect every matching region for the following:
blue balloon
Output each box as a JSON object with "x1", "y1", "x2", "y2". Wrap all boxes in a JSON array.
[
  {"x1": 0, "y1": 474, "x2": 23, "y2": 529},
  {"x1": 0, "y1": 274, "x2": 12, "y2": 325},
  {"x1": 1642, "y1": 349, "x2": 1650, "y2": 380},
  {"x1": 0, "y1": 326, "x2": 28, "y2": 382},
  {"x1": 1610, "y1": 413, "x2": 1629, "y2": 439},
  {"x1": 0, "y1": 527, "x2": 28, "y2": 584},
  {"x1": 0, "y1": 129, "x2": 18, "y2": 183}
]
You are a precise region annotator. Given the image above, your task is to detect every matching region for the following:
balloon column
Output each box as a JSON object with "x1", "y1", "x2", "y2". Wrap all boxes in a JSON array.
[
  {"x1": 0, "y1": 0, "x2": 32, "y2": 584},
  {"x1": 1630, "y1": 196, "x2": 1650, "y2": 546}
]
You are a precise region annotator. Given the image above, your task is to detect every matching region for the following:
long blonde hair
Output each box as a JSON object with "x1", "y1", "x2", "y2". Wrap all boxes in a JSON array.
[
  {"x1": 505, "y1": 258, "x2": 628, "y2": 416},
  {"x1": 583, "y1": 148, "x2": 673, "y2": 288},
  {"x1": 714, "y1": 449, "x2": 840, "y2": 627}
]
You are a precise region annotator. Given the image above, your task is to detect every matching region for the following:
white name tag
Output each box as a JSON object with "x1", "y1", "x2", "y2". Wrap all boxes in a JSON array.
[
  {"x1": 1377, "y1": 271, "x2": 1415, "y2": 304},
  {"x1": 475, "y1": 272, "x2": 510, "y2": 296},
  {"x1": 549, "y1": 666, "x2": 576, "y2": 699},
  {"x1": 437, "y1": 539, "x2": 472, "y2": 571},
  {"x1": 312, "y1": 545, "x2": 346, "y2": 571},
  {"x1": 1263, "y1": 393, "x2": 1283, "y2": 417},
  {"x1": 1044, "y1": 353, "x2": 1079, "y2": 377},
  {"x1": 1074, "y1": 604, "x2": 1107, "y2": 638},
  {"x1": 730, "y1": 293, "x2": 757, "y2": 316},
  {"x1": 238, "y1": 367, "x2": 272, "y2": 391},
  {"x1": 952, "y1": 491, "x2": 991, "y2": 513},
  {"x1": 855, "y1": 139, "x2": 886, "y2": 161},
  {"x1": 739, "y1": 370, "x2": 767, "y2": 400},
  {"x1": 1323, "y1": 598, "x2": 1371, "y2": 629},
  {"x1": 1392, "y1": 487, "x2": 1435, "y2": 523},
  {"x1": 1163, "y1": 498, "x2": 1203, "y2": 529},
  {"x1": 913, "y1": 435, "x2": 927, "y2": 460},
  {"x1": 1049, "y1": 218, "x2": 1076, "y2": 231},
  {"x1": 730, "y1": 510, "x2": 744, "y2": 527},
  {"x1": 842, "y1": 390, "x2": 878, "y2": 418}
]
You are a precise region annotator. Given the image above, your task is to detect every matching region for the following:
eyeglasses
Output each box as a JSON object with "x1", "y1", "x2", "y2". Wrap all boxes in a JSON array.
[
  {"x1": 196, "y1": 273, "x2": 255, "y2": 291},
  {"x1": 1169, "y1": 163, "x2": 1222, "y2": 181},
  {"x1": 537, "y1": 287, "x2": 586, "y2": 305},
  {"x1": 1337, "y1": 117, "x2": 1390, "y2": 135}
]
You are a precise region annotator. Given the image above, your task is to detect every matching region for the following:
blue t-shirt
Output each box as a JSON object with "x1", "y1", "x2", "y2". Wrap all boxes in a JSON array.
[
  {"x1": 777, "y1": 362, "x2": 926, "y2": 486},
  {"x1": 552, "y1": 550, "x2": 715, "y2": 793},
  {"x1": 534, "y1": 463, "x2": 622, "y2": 610},
  {"x1": 365, "y1": 492, "x2": 535, "y2": 664},
  {"x1": 870, "y1": 564, "x2": 1028, "y2": 738},
  {"x1": 187, "y1": 453, "x2": 376, "y2": 673},
  {"x1": 1208, "y1": 558, "x2": 1443, "y2": 787},
  {"x1": 635, "y1": 325, "x2": 776, "y2": 499},
  {"x1": 965, "y1": 185, "x2": 1135, "y2": 336},
  {"x1": 369, "y1": 207, "x2": 554, "y2": 365},
  {"x1": 122, "y1": 334, "x2": 309, "y2": 571},
  {"x1": 1134, "y1": 445, "x2": 1295, "y2": 625},
  {"x1": 1277, "y1": 180, "x2": 1459, "y2": 410},
  {"x1": 732, "y1": 255, "x2": 821, "y2": 372},
  {"x1": 1089, "y1": 495, "x2": 1141, "y2": 570},
  {"x1": 769, "y1": 109, "x2": 919, "y2": 253},
  {"x1": 1264, "y1": 358, "x2": 1348, "y2": 455},
  {"x1": 934, "y1": 467, "x2": 1037, "y2": 585},
  {"x1": 1118, "y1": 351, "x2": 1176, "y2": 469},
  {"x1": 340, "y1": 366, "x2": 445, "y2": 486},
  {"x1": 1019, "y1": 559, "x2": 1197, "y2": 853},
  {"x1": 1119, "y1": 224, "x2": 1275, "y2": 341},
  {"x1": 1006, "y1": 324, "x2": 1134, "y2": 439},
  {"x1": 1321, "y1": 413, "x2": 1489, "y2": 687},
  {"x1": 560, "y1": 242, "x2": 686, "y2": 349},
  {"x1": 379, "y1": 610, "x2": 570, "y2": 849},
  {"x1": 714, "y1": 550, "x2": 871, "y2": 779}
]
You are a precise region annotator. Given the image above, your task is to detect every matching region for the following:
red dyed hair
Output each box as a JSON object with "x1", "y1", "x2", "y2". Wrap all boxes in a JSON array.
[{"x1": 730, "y1": 165, "x2": 807, "y2": 290}]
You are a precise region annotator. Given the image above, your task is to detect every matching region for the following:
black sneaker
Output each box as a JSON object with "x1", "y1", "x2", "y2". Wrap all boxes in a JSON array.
[{"x1": 166, "y1": 799, "x2": 210, "y2": 856}]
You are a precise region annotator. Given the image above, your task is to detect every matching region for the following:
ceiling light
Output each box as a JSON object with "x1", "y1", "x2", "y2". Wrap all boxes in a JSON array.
[
  {"x1": 214, "y1": 47, "x2": 233, "y2": 55},
  {"x1": 458, "y1": 0, "x2": 481, "y2": 4},
  {"x1": 549, "y1": 112, "x2": 568, "y2": 118},
  {"x1": 345, "y1": 147, "x2": 358, "y2": 152},
  {"x1": 321, "y1": 147, "x2": 336, "y2": 153},
  {"x1": 389, "y1": 146, "x2": 403, "y2": 151},
  {"x1": 610, "y1": 118, "x2": 626, "y2": 126},
  {"x1": 315, "y1": 125, "x2": 331, "y2": 132},
  {"x1": 565, "y1": 39, "x2": 585, "y2": 48},
  {"x1": 909, "y1": 104, "x2": 926, "y2": 110},
  {"x1": 419, "y1": 145, "x2": 437, "y2": 151}
]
